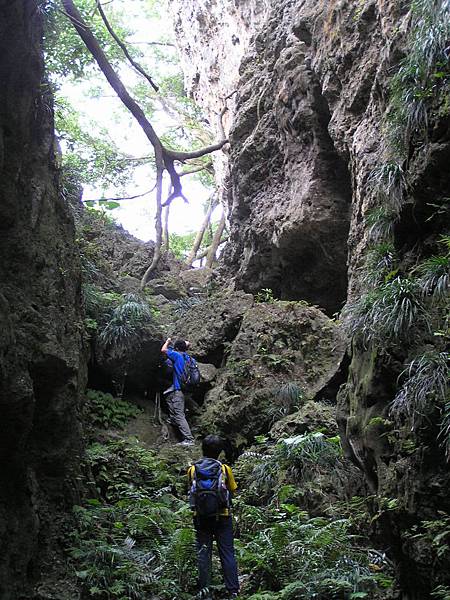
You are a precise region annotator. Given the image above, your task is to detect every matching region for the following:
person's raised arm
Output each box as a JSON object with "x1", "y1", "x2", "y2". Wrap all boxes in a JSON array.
[{"x1": 161, "y1": 337, "x2": 172, "y2": 354}]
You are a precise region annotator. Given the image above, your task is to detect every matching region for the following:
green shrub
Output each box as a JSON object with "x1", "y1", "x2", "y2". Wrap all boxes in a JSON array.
[
  {"x1": 255, "y1": 288, "x2": 275, "y2": 303},
  {"x1": 363, "y1": 242, "x2": 398, "y2": 285},
  {"x1": 235, "y1": 507, "x2": 378, "y2": 598},
  {"x1": 268, "y1": 382, "x2": 304, "y2": 424},
  {"x1": 387, "y1": 0, "x2": 450, "y2": 149}
]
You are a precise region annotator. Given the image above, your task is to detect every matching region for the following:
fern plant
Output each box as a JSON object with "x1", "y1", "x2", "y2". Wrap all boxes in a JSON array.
[{"x1": 84, "y1": 389, "x2": 142, "y2": 430}]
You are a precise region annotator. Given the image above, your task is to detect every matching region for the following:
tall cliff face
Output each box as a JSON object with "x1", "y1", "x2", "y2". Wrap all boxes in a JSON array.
[
  {"x1": 170, "y1": 0, "x2": 409, "y2": 314},
  {"x1": 0, "y1": 2, "x2": 86, "y2": 597},
  {"x1": 170, "y1": 0, "x2": 450, "y2": 595}
]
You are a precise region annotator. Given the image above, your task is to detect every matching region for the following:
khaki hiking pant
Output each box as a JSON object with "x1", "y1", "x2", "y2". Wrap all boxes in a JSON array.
[{"x1": 165, "y1": 390, "x2": 194, "y2": 442}]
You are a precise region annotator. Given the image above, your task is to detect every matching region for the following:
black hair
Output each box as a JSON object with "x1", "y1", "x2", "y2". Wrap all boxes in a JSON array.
[
  {"x1": 174, "y1": 339, "x2": 187, "y2": 352},
  {"x1": 202, "y1": 434, "x2": 223, "y2": 459}
]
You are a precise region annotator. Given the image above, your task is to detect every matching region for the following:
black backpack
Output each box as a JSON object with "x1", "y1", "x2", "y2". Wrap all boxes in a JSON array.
[
  {"x1": 189, "y1": 458, "x2": 231, "y2": 517},
  {"x1": 179, "y1": 353, "x2": 201, "y2": 390}
]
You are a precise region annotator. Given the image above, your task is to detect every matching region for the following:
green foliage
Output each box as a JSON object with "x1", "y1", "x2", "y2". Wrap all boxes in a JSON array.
[
  {"x1": 43, "y1": 0, "x2": 131, "y2": 80},
  {"x1": 71, "y1": 430, "x2": 393, "y2": 600},
  {"x1": 84, "y1": 389, "x2": 142, "y2": 429},
  {"x1": 255, "y1": 288, "x2": 275, "y2": 303},
  {"x1": 98, "y1": 293, "x2": 155, "y2": 358},
  {"x1": 386, "y1": 0, "x2": 450, "y2": 151},
  {"x1": 363, "y1": 242, "x2": 398, "y2": 285},
  {"x1": 55, "y1": 96, "x2": 137, "y2": 188},
  {"x1": 432, "y1": 585, "x2": 450, "y2": 600},
  {"x1": 405, "y1": 515, "x2": 450, "y2": 590},
  {"x1": 345, "y1": 276, "x2": 430, "y2": 346},
  {"x1": 365, "y1": 207, "x2": 398, "y2": 242},
  {"x1": 260, "y1": 352, "x2": 293, "y2": 373},
  {"x1": 390, "y1": 351, "x2": 449, "y2": 428},
  {"x1": 71, "y1": 438, "x2": 196, "y2": 599},
  {"x1": 168, "y1": 231, "x2": 196, "y2": 260},
  {"x1": 267, "y1": 383, "x2": 304, "y2": 424},
  {"x1": 273, "y1": 382, "x2": 303, "y2": 415},
  {"x1": 235, "y1": 506, "x2": 378, "y2": 598},
  {"x1": 415, "y1": 237, "x2": 450, "y2": 301},
  {"x1": 368, "y1": 162, "x2": 407, "y2": 212},
  {"x1": 440, "y1": 399, "x2": 450, "y2": 460},
  {"x1": 276, "y1": 433, "x2": 341, "y2": 476}
]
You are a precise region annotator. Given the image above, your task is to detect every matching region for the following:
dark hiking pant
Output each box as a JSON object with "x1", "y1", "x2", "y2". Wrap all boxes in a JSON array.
[
  {"x1": 165, "y1": 390, "x2": 194, "y2": 441},
  {"x1": 195, "y1": 515, "x2": 239, "y2": 595}
]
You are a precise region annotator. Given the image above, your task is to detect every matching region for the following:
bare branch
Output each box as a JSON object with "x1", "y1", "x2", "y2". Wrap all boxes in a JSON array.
[
  {"x1": 186, "y1": 194, "x2": 218, "y2": 266},
  {"x1": 180, "y1": 163, "x2": 212, "y2": 177},
  {"x1": 166, "y1": 140, "x2": 228, "y2": 162},
  {"x1": 96, "y1": 0, "x2": 159, "y2": 92},
  {"x1": 206, "y1": 213, "x2": 227, "y2": 268},
  {"x1": 195, "y1": 235, "x2": 229, "y2": 262},
  {"x1": 82, "y1": 185, "x2": 157, "y2": 203},
  {"x1": 131, "y1": 41, "x2": 176, "y2": 48}
]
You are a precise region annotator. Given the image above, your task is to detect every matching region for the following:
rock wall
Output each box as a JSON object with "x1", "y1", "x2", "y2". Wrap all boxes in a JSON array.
[
  {"x1": 0, "y1": 2, "x2": 86, "y2": 597},
  {"x1": 170, "y1": 0, "x2": 450, "y2": 595}
]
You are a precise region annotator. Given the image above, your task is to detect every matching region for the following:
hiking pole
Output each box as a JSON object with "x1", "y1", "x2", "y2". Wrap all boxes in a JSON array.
[{"x1": 154, "y1": 391, "x2": 161, "y2": 424}]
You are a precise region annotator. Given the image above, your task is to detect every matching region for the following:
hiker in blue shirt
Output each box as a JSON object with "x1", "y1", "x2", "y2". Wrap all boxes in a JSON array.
[{"x1": 161, "y1": 337, "x2": 195, "y2": 446}]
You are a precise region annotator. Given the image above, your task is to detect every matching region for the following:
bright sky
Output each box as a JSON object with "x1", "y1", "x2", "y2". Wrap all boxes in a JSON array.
[{"x1": 60, "y1": 0, "x2": 220, "y2": 242}]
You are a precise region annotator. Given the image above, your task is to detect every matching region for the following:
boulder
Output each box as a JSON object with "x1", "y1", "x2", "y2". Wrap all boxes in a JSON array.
[
  {"x1": 199, "y1": 301, "x2": 346, "y2": 443},
  {"x1": 173, "y1": 289, "x2": 254, "y2": 365},
  {"x1": 179, "y1": 267, "x2": 215, "y2": 292}
]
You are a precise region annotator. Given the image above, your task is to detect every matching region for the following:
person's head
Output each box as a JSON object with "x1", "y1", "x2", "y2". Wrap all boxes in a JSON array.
[
  {"x1": 174, "y1": 339, "x2": 188, "y2": 352},
  {"x1": 202, "y1": 434, "x2": 223, "y2": 459}
]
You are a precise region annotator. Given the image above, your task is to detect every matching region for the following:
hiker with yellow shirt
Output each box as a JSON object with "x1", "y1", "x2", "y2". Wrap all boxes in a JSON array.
[{"x1": 188, "y1": 435, "x2": 239, "y2": 599}]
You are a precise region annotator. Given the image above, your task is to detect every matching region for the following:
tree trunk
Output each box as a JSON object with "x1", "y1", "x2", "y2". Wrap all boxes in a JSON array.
[
  {"x1": 162, "y1": 204, "x2": 170, "y2": 252},
  {"x1": 141, "y1": 161, "x2": 164, "y2": 287},
  {"x1": 205, "y1": 213, "x2": 226, "y2": 268},
  {"x1": 186, "y1": 195, "x2": 217, "y2": 267}
]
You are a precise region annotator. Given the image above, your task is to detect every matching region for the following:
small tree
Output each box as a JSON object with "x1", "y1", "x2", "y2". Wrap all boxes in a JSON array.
[{"x1": 61, "y1": 0, "x2": 229, "y2": 283}]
